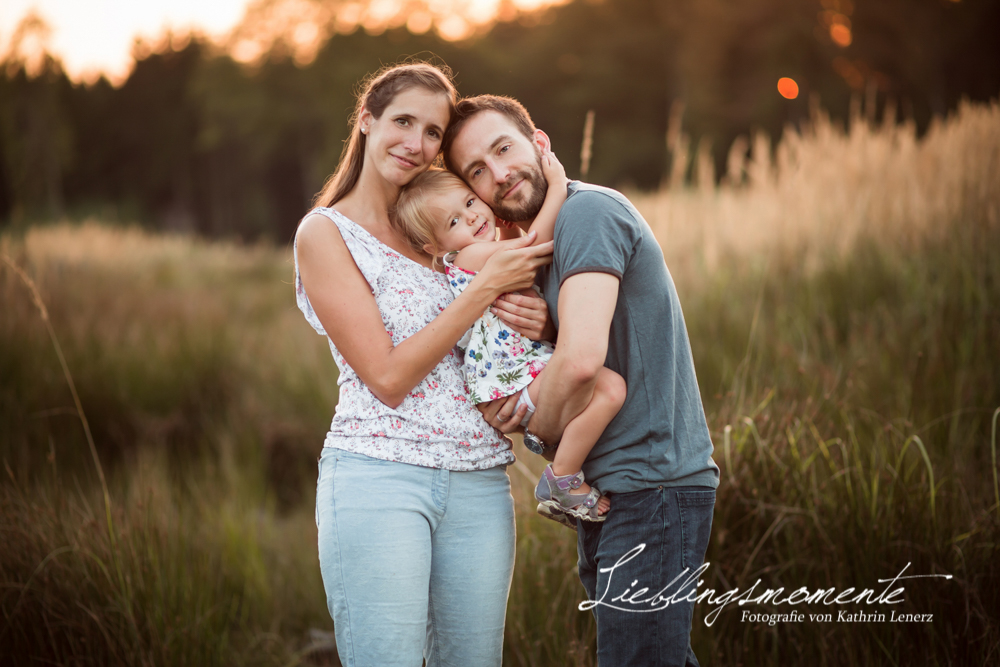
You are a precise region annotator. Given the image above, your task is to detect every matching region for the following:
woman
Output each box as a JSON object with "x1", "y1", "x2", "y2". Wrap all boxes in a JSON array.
[{"x1": 294, "y1": 62, "x2": 552, "y2": 666}]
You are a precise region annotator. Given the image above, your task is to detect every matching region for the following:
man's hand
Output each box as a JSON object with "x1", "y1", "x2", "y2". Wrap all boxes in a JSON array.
[
  {"x1": 491, "y1": 288, "x2": 555, "y2": 341},
  {"x1": 477, "y1": 393, "x2": 527, "y2": 434}
]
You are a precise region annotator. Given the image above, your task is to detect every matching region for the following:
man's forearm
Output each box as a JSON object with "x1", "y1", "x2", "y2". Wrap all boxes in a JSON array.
[{"x1": 525, "y1": 271, "x2": 620, "y2": 447}]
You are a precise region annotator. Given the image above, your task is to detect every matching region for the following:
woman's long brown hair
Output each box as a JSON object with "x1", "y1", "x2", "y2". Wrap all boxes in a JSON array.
[{"x1": 313, "y1": 62, "x2": 458, "y2": 208}]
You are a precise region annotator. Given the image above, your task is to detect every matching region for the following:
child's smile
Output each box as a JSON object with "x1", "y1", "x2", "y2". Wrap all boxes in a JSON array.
[{"x1": 427, "y1": 186, "x2": 498, "y2": 253}]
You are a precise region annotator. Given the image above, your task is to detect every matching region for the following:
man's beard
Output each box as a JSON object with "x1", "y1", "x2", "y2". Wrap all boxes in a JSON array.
[{"x1": 491, "y1": 158, "x2": 548, "y2": 222}]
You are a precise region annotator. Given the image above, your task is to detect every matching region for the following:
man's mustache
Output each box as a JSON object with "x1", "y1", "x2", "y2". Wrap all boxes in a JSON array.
[{"x1": 495, "y1": 170, "x2": 534, "y2": 206}]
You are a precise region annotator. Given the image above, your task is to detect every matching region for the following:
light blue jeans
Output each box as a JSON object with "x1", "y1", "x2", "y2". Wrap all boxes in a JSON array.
[{"x1": 316, "y1": 447, "x2": 516, "y2": 667}]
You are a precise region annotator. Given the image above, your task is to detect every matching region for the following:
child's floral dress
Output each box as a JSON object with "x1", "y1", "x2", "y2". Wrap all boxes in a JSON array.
[{"x1": 443, "y1": 252, "x2": 555, "y2": 404}]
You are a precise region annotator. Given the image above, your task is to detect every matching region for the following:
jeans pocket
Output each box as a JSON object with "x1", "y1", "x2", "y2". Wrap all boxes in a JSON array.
[
  {"x1": 677, "y1": 490, "x2": 715, "y2": 573},
  {"x1": 316, "y1": 449, "x2": 338, "y2": 529}
]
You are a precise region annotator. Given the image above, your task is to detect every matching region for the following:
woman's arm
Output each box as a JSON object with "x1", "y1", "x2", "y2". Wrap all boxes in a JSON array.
[{"x1": 296, "y1": 214, "x2": 551, "y2": 408}]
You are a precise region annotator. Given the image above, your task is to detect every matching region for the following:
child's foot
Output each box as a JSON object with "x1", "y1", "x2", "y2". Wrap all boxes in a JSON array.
[
  {"x1": 571, "y1": 480, "x2": 610, "y2": 516},
  {"x1": 550, "y1": 464, "x2": 610, "y2": 516},
  {"x1": 536, "y1": 493, "x2": 611, "y2": 529},
  {"x1": 534, "y1": 465, "x2": 607, "y2": 522}
]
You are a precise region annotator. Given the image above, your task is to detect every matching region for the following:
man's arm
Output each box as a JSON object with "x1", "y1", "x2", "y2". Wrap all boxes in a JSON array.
[{"x1": 524, "y1": 272, "x2": 619, "y2": 444}]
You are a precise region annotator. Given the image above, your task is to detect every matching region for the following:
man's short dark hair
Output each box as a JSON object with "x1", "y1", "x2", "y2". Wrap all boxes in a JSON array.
[{"x1": 442, "y1": 95, "x2": 537, "y2": 173}]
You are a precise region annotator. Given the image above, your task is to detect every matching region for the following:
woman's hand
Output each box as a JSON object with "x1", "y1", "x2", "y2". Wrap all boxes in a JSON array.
[
  {"x1": 477, "y1": 393, "x2": 527, "y2": 435},
  {"x1": 476, "y1": 231, "x2": 553, "y2": 297},
  {"x1": 491, "y1": 288, "x2": 555, "y2": 341}
]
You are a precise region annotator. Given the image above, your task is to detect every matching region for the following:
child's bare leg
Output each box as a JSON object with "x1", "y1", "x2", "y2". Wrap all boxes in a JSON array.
[{"x1": 526, "y1": 367, "x2": 626, "y2": 513}]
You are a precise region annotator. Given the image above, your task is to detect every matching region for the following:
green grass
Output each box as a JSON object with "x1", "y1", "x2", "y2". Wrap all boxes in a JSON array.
[{"x1": 2, "y1": 101, "x2": 999, "y2": 665}]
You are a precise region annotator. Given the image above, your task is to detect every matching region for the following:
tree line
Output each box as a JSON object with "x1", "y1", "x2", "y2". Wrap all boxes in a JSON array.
[{"x1": 1, "y1": 0, "x2": 997, "y2": 240}]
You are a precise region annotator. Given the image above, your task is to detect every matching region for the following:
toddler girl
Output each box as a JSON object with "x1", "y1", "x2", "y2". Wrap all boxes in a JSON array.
[{"x1": 392, "y1": 153, "x2": 625, "y2": 521}]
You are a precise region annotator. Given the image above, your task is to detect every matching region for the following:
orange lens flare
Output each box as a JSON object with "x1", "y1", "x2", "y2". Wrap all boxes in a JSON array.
[
  {"x1": 777, "y1": 77, "x2": 800, "y2": 99},
  {"x1": 830, "y1": 24, "x2": 852, "y2": 47}
]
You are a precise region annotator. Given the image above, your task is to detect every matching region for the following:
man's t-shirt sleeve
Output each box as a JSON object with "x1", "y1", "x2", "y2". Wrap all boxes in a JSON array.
[{"x1": 555, "y1": 190, "x2": 640, "y2": 284}]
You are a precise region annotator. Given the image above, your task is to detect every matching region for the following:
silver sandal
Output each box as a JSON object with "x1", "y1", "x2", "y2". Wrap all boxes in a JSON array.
[
  {"x1": 534, "y1": 464, "x2": 606, "y2": 522},
  {"x1": 536, "y1": 502, "x2": 579, "y2": 529}
]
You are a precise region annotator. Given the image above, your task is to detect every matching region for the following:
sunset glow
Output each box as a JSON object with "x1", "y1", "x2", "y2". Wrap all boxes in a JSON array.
[
  {"x1": 0, "y1": 0, "x2": 249, "y2": 81},
  {"x1": 0, "y1": 0, "x2": 563, "y2": 82}
]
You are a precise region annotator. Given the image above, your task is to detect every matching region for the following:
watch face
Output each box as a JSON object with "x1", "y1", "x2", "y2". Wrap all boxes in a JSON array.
[{"x1": 523, "y1": 433, "x2": 545, "y2": 455}]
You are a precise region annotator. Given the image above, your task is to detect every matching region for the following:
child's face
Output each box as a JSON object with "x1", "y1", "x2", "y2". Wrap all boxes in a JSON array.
[{"x1": 426, "y1": 185, "x2": 497, "y2": 253}]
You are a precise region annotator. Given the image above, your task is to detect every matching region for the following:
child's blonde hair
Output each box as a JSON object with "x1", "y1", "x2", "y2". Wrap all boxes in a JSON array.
[{"x1": 391, "y1": 169, "x2": 469, "y2": 262}]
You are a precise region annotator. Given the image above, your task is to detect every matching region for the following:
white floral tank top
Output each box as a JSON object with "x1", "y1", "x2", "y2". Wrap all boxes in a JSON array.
[
  {"x1": 444, "y1": 253, "x2": 554, "y2": 405},
  {"x1": 294, "y1": 207, "x2": 514, "y2": 470}
]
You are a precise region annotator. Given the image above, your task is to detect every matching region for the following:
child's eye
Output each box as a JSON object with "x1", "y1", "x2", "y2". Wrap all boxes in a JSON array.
[
  {"x1": 466, "y1": 198, "x2": 475, "y2": 208},
  {"x1": 449, "y1": 216, "x2": 459, "y2": 227}
]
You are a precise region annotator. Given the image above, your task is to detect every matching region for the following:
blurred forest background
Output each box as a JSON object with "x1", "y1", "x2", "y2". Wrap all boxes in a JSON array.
[
  {"x1": 2, "y1": 0, "x2": 999, "y2": 665},
  {"x1": 2, "y1": 0, "x2": 998, "y2": 238}
]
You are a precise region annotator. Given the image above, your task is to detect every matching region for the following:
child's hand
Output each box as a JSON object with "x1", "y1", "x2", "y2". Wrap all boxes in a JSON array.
[{"x1": 541, "y1": 150, "x2": 568, "y2": 190}]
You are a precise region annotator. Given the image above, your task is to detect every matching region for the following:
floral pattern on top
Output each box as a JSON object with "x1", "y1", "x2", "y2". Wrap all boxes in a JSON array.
[
  {"x1": 443, "y1": 252, "x2": 555, "y2": 405},
  {"x1": 294, "y1": 207, "x2": 513, "y2": 471}
]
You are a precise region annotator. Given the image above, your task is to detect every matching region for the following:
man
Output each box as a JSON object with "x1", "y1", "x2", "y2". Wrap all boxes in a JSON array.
[{"x1": 443, "y1": 96, "x2": 720, "y2": 667}]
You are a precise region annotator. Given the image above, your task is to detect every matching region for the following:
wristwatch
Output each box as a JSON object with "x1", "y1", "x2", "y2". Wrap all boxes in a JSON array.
[{"x1": 523, "y1": 430, "x2": 557, "y2": 456}]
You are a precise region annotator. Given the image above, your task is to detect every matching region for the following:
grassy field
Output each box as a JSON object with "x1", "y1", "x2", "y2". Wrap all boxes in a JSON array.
[{"x1": 2, "y1": 99, "x2": 998, "y2": 665}]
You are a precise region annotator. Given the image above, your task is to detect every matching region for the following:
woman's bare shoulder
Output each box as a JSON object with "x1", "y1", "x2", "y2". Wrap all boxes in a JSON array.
[{"x1": 297, "y1": 211, "x2": 348, "y2": 252}]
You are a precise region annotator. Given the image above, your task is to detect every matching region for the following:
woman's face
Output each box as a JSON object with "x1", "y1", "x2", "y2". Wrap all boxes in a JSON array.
[{"x1": 362, "y1": 87, "x2": 451, "y2": 189}]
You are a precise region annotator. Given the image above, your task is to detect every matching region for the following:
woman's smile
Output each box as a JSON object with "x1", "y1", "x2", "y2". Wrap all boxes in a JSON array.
[{"x1": 391, "y1": 152, "x2": 420, "y2": 169}]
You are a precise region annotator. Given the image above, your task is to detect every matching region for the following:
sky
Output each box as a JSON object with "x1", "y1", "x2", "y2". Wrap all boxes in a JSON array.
[
  {"x1": 0, "y1": 0, "x2": 251, "y2": 81},
  {"x1": 0, "y1": 0, "x2": 554, "y2": 83}
]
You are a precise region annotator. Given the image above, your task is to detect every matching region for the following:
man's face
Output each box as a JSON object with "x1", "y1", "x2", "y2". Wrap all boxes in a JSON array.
[{"x1": 448, "y1": 111, "x2": 548, "y2": 222}]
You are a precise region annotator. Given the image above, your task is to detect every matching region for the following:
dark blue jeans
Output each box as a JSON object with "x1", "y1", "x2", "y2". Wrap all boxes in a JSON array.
[{"x1": 577, "y1": 486, "x2": 716, "y2": 667}]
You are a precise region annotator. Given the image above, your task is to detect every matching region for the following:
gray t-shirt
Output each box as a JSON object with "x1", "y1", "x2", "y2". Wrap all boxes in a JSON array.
[{"x1": 539, "y1": 181, "x2": 719, "y2": 494}]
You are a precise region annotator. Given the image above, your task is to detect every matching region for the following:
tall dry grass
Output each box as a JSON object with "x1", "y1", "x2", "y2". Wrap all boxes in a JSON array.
[
  {"x1": 628, "y1": 98, "x2": 1000, "y2": 665},
  {"x1": 633, "y1": 98, "x2": 1000, "y2": 278},
  {"x1": 1, "y1": 225, "x2": 339, "y2": 665},
  {"x1": 2, "y1": 99, "x2": 999, "y2": 665}
]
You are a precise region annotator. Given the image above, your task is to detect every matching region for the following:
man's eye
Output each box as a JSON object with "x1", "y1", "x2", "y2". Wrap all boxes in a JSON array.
[
  {"x1": 499, "y1": 145, "x2": 509, "y2": 154},
  {"x1": 472, "y1": 168, "x2": 483, "y2": 179}
]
